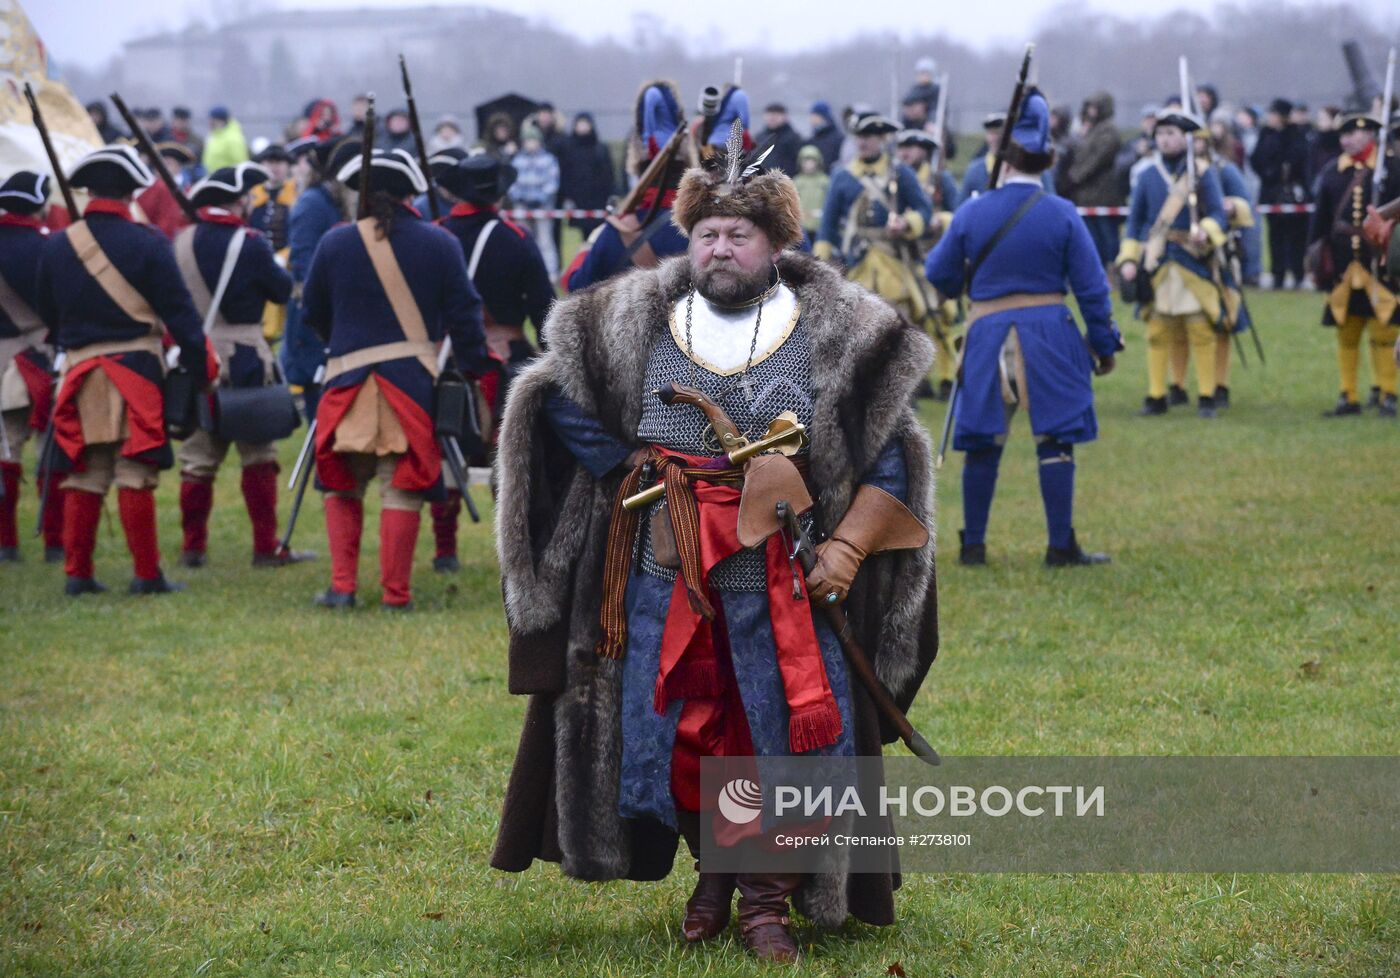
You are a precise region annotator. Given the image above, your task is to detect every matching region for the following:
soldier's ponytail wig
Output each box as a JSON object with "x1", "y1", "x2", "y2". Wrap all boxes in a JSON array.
[{"x1": 1002, "y1": 142, "x2": 1056, "y2": 176}]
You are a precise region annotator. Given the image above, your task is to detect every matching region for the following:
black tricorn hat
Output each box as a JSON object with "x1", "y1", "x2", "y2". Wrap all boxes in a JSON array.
[
  {"x1": 254, "y1": 143, "x2": 292, "y2": 163},
  {"x1": 190, "y1": 162, "x2": 270, "y2": 208},
  {"x1": 324, "y1": 138, "x2": 363, "y2": 179},
  {"x1": 69, "y1": 145, "x2": 155, "y2": 196},
  {"x1": 439, "y1": 153, "x2": 516, "y2": 203},
  {"x1": 896, "y1": 128, "x2": 938, "y2": 151},
  {"x1": 156, "y1": 141, "x2": 197, "y2": 166},
  {"x1": 336, "y1": 148, "x2": 427, "y2": 197},
  {"x1": 0, "y1": 171, "x2": 52, "y2": 214},
  {"x1": 852, "y1": 112, "x2": 899, "y2": 137},
  {"x1": 426, "y1": 146, "x2": 469, "y2": 177}
]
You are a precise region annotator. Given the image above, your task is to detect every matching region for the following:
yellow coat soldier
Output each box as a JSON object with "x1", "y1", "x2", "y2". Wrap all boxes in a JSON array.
[{"x1": 1307, "y1": 112, "x2": 1400, "y2": 416}]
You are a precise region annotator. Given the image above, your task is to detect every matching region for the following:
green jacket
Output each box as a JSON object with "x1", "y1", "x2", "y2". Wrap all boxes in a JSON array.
[
  {"x1": 202, "y1": 120, "x2": 250, "y2": 171},
  {"x1": 793, "y1": 171, "x2": 830, "y2": 234}
]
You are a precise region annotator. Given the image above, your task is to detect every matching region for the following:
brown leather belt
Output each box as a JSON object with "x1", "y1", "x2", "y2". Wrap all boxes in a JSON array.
[{"x1": 967, "y1": 292, "x2": 1065, "y2": 328}]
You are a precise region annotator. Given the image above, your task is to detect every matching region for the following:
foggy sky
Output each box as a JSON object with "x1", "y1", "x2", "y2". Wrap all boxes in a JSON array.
[{"x1": 34, "y1": 0, "x2": 1399, "y2": 70}]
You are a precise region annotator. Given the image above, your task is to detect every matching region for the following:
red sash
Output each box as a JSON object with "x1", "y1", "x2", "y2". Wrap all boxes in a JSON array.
[{"x1": 314, "y1": 373, "x2": 440, "y2": 492}]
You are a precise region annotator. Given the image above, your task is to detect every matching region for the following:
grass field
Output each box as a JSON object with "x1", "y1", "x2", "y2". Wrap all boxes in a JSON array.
[{"x1": 2, "y1": 289, "x2": 1398, "y2": 977}]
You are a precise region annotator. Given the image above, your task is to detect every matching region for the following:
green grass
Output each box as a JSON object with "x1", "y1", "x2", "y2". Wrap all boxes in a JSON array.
[{"x1": 2, "y1": 290, "x2": 1398, "y2": 976}]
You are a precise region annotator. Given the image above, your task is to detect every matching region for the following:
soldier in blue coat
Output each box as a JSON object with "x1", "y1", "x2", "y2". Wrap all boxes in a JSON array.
[
  {"x1": 302, "y1": 149, "x2": 493, "y2": 610},
  {"x1": 281, "y1": 136, "x2": 359, "y2": 421},
  {"x1": 564, "y1": 80, "x2": 693, "y2": 292},
  {"x1": 926, "y1": 90, "x2": 1122, "y2": 567},
  {"x1": 1165, "y1": 132, "x2": 1256, "y2": 408},
  {"x1": 896, "y1": 129, "x2": 962, "y2": 398},
  {"x1": 172, "y1": 162, "x2": 313, "y2": 569},
  {"x1": 428, "y1": 153, "x2": 555, "y2": 572},
  {"x1": 0, "y1": 172, "x2": 64, "y2": 563},
  {"x1": 35, "y1": 146, "x2": 208, "y2": 596},
  {"x1": 1117, "y1": 109, "x2": 1236, "y2": 418}
]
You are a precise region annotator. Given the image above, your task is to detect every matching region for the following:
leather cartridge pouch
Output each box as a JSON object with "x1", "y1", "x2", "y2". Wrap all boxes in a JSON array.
[
  {"x1": 736, "y1": 453, "x2": 814, "y2": 549},
  {"x1": 649, "y1": 504, "x2": 681, "y2": 569}
]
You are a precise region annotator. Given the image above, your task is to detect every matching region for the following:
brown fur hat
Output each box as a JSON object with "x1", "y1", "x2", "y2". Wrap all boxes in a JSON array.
[{"x1": 671, "y1": 130, "x2": 804, "y2": 250}]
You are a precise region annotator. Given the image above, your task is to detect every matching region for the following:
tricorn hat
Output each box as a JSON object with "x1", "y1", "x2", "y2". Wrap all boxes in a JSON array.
[
  {"x1": 336, "y1": 148, "x2": 427, "y2": 197},
  {"x1": 254, "y1": 143, "x2": 292, "y2": 163},
  {"x1": 1337, "y1": 112, "x2": 1382, "y2": 135},
  {"x1": 672, "y1": 119, "x2": 803, "y2": 250},
  {"x1": 1154, "y1": 108, "x2": 1203, "y2": 133},
  {"x1": 69, "y1": 145, "x2": 155, "y2": 196},
  {"x1": 438, "y1": 154, "x2": 517, "y2": 204},
  {"x1": 156, "y1": 141, "x2": 197, "y2": 166},
  {"x1": 896, "y1": 128, "x2": 938, "y2": 151},
  {"x1": 427, "y1": 146, "x2": 469, "y2": 177},
  {"x1": 852, "y1": 113, "x2": 899, "y2": 137},
  {"x1": 0, "y1": 171, "x2": 52, "y2": 214},
  {"x1": 190, "y1": 162, "x2": 270, "y2": 208}
]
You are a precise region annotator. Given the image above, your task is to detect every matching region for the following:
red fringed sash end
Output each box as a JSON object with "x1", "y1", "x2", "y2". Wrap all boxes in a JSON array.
[{"x1": 788, "y1": 700, "x2": 844, "y2": 754}]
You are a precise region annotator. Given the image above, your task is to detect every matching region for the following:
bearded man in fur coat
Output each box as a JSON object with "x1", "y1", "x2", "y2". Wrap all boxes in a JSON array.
[{"x1": 490, "y1": 124, "x2": 940, "y2": 963}]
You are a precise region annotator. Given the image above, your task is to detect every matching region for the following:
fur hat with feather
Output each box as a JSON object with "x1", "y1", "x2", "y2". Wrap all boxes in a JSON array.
[{"x1": 672, "y1": 119, "x2": 804, "y2": 250}]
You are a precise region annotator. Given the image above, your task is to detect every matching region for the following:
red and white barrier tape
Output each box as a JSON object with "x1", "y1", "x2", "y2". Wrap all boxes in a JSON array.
[
  {"x1": 507, "y1": 204, "x2": 1315, "y2": 221},
  {"x1": 1076, "y1": 203, "x2": 1314, "y2": 217}
]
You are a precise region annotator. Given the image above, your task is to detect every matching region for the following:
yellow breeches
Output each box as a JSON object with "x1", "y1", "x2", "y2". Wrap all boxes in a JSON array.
[
  {"x1": 1147, "y1": 313, "x2": 1216, "y2": 398},
  {"x1": 1335, "y1": 315, "x2": 1399, "y2": 402},
  {"x1": 1170, "y1": 331, "x2": 1232, "y2": 389}
]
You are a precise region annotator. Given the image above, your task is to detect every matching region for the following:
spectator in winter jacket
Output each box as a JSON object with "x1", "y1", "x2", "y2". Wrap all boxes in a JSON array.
[
  {"x1": 380, "y1": 109, "x2": 415, "y2": 154},
  {"x1": 902, "y1": 56, "x2": 941, "y2": 115},
  {"x1": 557, "y1": 112, "x2": 615, "y2": 238},
  {"x1": 1062, "y1": 91, "x2": 1124, "y2": 269},
  {"x1": 807, "y1": 100, "x2": 844, "y2": 170},
  {"x1": 86, "y1": 101, "x2": 121, "y2": 143},
  {"x1": 202, "y1": 107, "x2": 249, "y2": 171},
  {"x1": 169, "y1": 107, "x2": 204, "y2": 163},
  {"x1": 754, "y1": 103, "x2": 804, "y2": 177},
  {"x1": 793, "y1": 144, "x2": 829, "y2": 236},
  {"x1": 1250, "y1": 98, "x2": 1312, "y2": 288},
  {"x1": 429, "y1": 116, "x2": 466, "y2": 155},
  {"x1": 479, "y1": 113, "x2": 518, "y2": 162},
  {"x1": 300, "y1": 99, "x2": 342, "y2": 143},
  {"x1": 511, "y1": 125, "x2": 561, "y2": 279}
]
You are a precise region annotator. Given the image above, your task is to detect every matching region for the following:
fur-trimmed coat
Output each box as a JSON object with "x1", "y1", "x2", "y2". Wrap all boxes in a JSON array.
[{"x1": 490, "y1": 250, "x2": 939, "y2": 928}]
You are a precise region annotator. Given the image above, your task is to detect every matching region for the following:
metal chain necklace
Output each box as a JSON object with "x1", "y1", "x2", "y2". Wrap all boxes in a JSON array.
[{"x1": 683, "y1": 281, "x2": 767, "y2": 401}]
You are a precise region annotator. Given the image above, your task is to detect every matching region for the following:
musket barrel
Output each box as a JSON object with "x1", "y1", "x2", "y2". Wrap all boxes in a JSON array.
[
  {"x1": 110, "y1": 92, "x2": 200, "y2": 224},
  {"x1": 23, "y1": 84, "x2": 80, "y2": 218}
]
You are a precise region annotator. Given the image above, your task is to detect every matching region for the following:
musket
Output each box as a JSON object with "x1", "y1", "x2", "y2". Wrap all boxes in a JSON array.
[
  {"x1": 32, "y1": 423, "x2": 58, "y2": 537},
  {"x1": 987, "y1": 43, "x2": 1034, "y2": 192},
  {"x1": 278, "y1": 419, "x2": 316, "y2": 553},
  {"x1": 1374, "y1": 49, "x2": 1395, "y2": 209},
  {"x1": 614, "y1": 115, "x2": 687, "y2": 220},
  {"x1": 399, "y1": 55, "x2": 440, "y2": 221},
  {"x1": 279, "y1": 362, "x2": 325, "y2": 552},
  {"x1": 20, "y1": 85, "x2": 72, "y2": 523},
  {"x1": 23, "y1": 84, "x2": 79, "y2": 219},
  {"x1": 110, "y1": 93, "x2": 200, "y2": 225},
  {"x1": 1181, "y1": 57, "x2": 1240, "y2": 357},
  {"x1": 777, "y1": 500, "x2": 940, "y2": 767},
  {"x1": 929, "y1": 73, "x2": 950, "y2": 196},
  {"x1": 939, "y1": 47, "x2": 1031, "y2": 467},
  {"x1": 357, "y1": 95, "x2": 376, "y2": 220}
]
